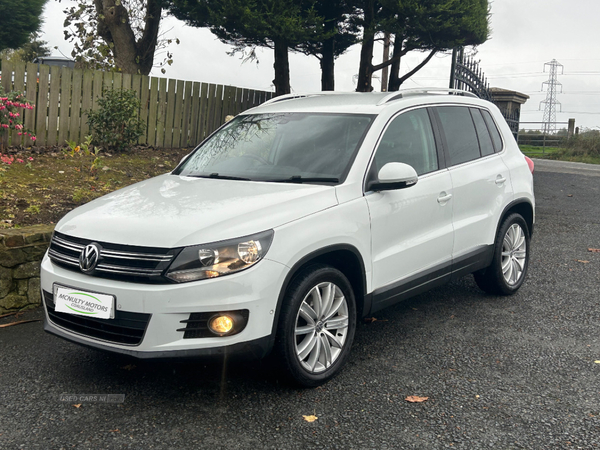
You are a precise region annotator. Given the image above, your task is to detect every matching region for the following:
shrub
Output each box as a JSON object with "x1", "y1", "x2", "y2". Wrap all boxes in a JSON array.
[
  {"x1": 0, "y1": 86, "x2": 35, "y2": 149},
  {"x1": 64, "y1": 135, "x2": 104, "y2": 175},
  {"x1": 561, "y1": 129, "x2": 600, "y2": 157},
  {"x1": 86, "y1": 88, "x2": 144, "y2": 152}
]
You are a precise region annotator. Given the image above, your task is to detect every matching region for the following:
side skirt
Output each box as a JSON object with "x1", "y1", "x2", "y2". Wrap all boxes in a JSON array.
[{"x1": 369, "y1": 245, "x2": 493, "y2": 314}]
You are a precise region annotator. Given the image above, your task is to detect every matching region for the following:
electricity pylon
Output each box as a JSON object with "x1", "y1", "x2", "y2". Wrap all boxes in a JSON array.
[{"x1": 540, "y1": 59, "x2": 563, "y2": 134}]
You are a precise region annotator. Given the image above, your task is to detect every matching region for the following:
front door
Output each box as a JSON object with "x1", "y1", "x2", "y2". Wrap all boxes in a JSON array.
[{"x1": 366, "y1": 108, "x2": 454, "y2": 310}]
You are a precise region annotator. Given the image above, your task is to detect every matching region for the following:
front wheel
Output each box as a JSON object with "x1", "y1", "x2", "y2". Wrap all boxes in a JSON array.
[
  {"x1": 275, "y1": 264, "x2": 357, "y2": 387},
  {"x1": 474, "y1": 213, "x2": 530, "y2": 295}
]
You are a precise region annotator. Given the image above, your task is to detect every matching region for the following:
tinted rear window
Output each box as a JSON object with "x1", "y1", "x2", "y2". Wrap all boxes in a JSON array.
[
  {"x1": 470, "y1": 108, "x2": 495, "y2": 157},
  {"x1": 436, "y1": 106, "x2": 481, "y2": 166},
  {"x1": 481, "y1": 110, "x2": 503, "y2": 152}
]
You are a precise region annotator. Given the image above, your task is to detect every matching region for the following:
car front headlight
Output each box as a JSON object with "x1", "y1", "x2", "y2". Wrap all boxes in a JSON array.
[{"x1": 166, "y1": 230, "x2": 274, "y2": 283}]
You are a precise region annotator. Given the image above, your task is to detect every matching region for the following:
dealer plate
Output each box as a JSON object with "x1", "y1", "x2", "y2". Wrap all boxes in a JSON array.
[{"x1": 54, "y1": 284, "x2": 115, "y2": 320}]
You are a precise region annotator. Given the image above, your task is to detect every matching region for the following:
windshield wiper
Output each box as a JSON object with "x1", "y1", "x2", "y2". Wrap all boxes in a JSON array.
[
  {"x1": 266, "y1": 176, "x2": 340, "y2": 184},
  {"x1": 191, "y1": 173, "x2": 252, "y2": 181}
]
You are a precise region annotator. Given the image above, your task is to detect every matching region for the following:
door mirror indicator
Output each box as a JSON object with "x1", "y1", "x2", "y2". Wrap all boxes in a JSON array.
[{"x1": 368, "y1": 162, "x2": 418, "y2": 191}]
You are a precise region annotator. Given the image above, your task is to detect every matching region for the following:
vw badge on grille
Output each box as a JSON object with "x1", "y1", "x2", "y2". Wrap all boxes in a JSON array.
[{"x1": 79, "y1": 243, "x2": 101, "y2": 273}]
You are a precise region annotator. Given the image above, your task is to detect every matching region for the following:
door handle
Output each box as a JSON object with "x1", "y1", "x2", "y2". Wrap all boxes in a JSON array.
[
  {"x1": 437, "y1": 192, "x2": 453, "y2": 204},
  {"x1": 495, "y1": 175, "x2": 507, "y2": 185}
]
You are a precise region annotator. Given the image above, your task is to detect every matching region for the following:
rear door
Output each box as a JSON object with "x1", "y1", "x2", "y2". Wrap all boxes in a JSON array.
[{"x1": 432, "y1": 106, "x2": 512, "y2": 274}]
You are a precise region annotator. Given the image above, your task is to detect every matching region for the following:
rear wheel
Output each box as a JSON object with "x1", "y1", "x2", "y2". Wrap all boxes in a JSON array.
[
  {"x1": 474, "y1": 213, "x2": 530, "y2": 295},
  {"x1": 275, "y1": 264, "x2": 356, "y2": 387}
]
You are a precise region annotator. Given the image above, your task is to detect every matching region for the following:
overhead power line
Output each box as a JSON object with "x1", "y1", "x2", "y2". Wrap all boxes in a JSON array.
[
  {"x1": 522, "y1": 110, "x2": 600, "y2": 115},
  {"x1": 540, "y1": 59, "x2": 564, "y2": 134}
]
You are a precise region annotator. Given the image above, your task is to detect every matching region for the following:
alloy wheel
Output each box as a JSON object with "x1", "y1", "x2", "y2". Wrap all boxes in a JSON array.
[
  {"x1": 294, "y1": 282, "x2": 349, "y2": 373},
  {"x1": 501, "y1": 223, "x2": 527, "y2": 286}
]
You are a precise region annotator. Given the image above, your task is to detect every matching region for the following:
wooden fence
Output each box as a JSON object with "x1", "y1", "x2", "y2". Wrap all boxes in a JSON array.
[{"x1": 0, "y1": 58, "x2": 274, "y2": 149}]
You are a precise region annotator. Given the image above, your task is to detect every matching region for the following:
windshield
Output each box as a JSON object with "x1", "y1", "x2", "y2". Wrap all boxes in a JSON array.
[{"x1": 174, "y1": 113, "x2": 374, "y2": 184}]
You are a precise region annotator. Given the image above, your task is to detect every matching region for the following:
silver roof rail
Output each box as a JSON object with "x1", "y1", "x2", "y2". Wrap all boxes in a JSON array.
[
  {"x1": 261, "y1": 91, "x2": 351, "y2": 106},
  {"x1": 376, "y1": 88, "x2": 479, "y2": 106}
]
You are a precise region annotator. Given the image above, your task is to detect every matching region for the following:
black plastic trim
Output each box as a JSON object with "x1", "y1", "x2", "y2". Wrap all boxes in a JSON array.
[
  {"x1": 498, "y1": 198, "x2": 535, "y2": 237},
  {"x1": 371, "y1": 260, "x2": 452, "y2": 313},
  {"x1": 366, "y1": 179, "x2": 417, "y2": 192},
  {"x1": 450, "y1": 245, "x2": 495, "y2": 281},
  {"x1": 44, "y1": 318, "x2": 272, "y2": 360},
  {"x1": 44, "y1": 290, "x2": 150, "y2": 346},
  {"x1": 370, "y1": 245, "x2": 494, "y2": 313},
  {"x1": 427, "y1": 107, "x2": 448, "y2": 169},
  {"x1": 270, "y1": 244, "x2": 369, "y2": 343},
  {"x1": 178, "y1": 310, "x2": 250, "y2": 339}
]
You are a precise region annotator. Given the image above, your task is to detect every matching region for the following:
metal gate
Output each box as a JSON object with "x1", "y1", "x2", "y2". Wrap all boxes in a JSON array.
[{"x1": 449, "y1": 49, "x2": 519, "y2": 139}]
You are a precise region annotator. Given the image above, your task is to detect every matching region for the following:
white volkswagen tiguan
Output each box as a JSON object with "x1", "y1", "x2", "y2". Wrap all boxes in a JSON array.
[{"x1": 41, "y1": 89, "x2": 535, "y2": 386}]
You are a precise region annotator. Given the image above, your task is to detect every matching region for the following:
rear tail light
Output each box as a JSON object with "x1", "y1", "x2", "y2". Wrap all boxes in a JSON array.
[{"x1": 524, "y1": 156, "x2": 534, "y2": 174}]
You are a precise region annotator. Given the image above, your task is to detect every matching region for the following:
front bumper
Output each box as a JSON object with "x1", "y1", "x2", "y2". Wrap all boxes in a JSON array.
[
  {"x1": 44, "y1": 318, "x2": 274, "y2": 360},
  {"x1": 40, "y1": 253, "x2": 288, "y2": 358}
]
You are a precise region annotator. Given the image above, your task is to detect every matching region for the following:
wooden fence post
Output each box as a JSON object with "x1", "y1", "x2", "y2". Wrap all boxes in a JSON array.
[
  {"x1": 46, "y1": 66, "x2": 60, "y2": 146},
  {"x1": 181, "y1": 80, "x2": 193, "y2": 148},
  {"x1": 155, "y1": 78, "x2": 167, "y2": 148},
  {"x1": 172, "y1": 79, "x2": 185, "y2": 148},
  {"x1": 80, "y1": 70, "x2": 94, "y2": 138},
  {"x1": 57, "y1": 66, "x2": 72, "y2": 146},
  {"x1": 24, "y1": 63, "x2": 37, "y2": 147},
  {"x1": 69, "y1": 69, "x2": 83, "y2": 144},
  {"x1": 35, "y1": 64, "x2": 50, "y2": 147}
]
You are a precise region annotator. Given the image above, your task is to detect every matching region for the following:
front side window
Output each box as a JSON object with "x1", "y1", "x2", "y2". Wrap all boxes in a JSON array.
[
  {"x1": 174, "y1": 113, "x2": 374, "y2": 183},
  {"x1": 372, "y1": 108, "x2": 438, "y2": 176},
  {"x1": 436, "y1": 106, "x2": 481, "y2": 166}
]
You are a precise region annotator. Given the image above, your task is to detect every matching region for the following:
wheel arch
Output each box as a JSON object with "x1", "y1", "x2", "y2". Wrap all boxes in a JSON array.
[
  {"x1": 498, "y1": 199, "x2": 534, "y2": 238},
  {"x1": 270, "y1": 245, "x2": 368, "y2": 339}
]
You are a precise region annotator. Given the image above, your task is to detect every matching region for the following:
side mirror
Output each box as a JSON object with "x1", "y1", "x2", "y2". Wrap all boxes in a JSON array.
[{"x1": 367, "y1": 162, "x2": 418, "y2": 191}]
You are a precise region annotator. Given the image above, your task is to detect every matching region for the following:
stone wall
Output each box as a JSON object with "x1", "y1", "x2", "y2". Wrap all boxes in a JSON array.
[{"x1": 0, "y1": 225, "x2": 54, "y2": 313}]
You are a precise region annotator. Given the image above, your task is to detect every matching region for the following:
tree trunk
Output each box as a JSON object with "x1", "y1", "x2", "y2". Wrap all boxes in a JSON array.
[
  {"x1": 273, "y1": 39, "x2": 291, "y2": 96},
  {"x1": 397, "y1": 50, "x2": 437, "y2": 87},
  {"x1": 356, "y1": 0, "x2": 375, "y2": 92},
  {"x1": 387, "y1": 37, "x2": 404, "y2": 92},
  {"x1": 320, "y1": 36, "x2": 335, "y2": 91},
  {"x1": 95, "y1": 0, "x2": 162, "y2": 75}
]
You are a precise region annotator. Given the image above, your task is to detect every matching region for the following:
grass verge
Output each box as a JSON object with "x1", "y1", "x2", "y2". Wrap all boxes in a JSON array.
[{"x1": 519, "y1": 145, "x2": 600, "y2": 164}]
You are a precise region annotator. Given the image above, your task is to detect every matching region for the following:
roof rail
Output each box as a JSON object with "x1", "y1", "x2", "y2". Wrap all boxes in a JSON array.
[
  {"x1": 376, "y1": 88, "x2": 479, "y2": 106},
  {"x1": 261, "y1": 91, "x2": 349, "y2": 106}
]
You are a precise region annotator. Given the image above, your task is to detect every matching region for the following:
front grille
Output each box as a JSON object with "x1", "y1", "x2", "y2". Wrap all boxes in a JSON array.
[
  {"x1": 48, "y1": 231, "x2": 180, "y2": 283},
  {"x1": 44, "y1": 291, "x2": 151, "y2": 345},
  {"x1": 178, "y1": 310, "x2": 249, "y2": 339}
]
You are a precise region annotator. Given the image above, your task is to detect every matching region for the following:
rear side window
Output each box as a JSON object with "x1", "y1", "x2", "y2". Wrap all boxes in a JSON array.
[
  {"x1": 470, "y1": 108, "x2": 495, "y2": 157},
  {"x1": 436, "y1": 106, "x2": 480, "y2": 166},
  {"x1": 481, "y1": 110, "x2": 503, "y2": 152},
  {"x1": 373, "y1": 108, "x2": 438, "y2": 176}
]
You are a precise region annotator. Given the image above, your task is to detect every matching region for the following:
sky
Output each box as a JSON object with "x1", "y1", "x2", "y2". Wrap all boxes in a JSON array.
[{"x1": 40, "y1": 0, "x2": 600, "y2": 130}]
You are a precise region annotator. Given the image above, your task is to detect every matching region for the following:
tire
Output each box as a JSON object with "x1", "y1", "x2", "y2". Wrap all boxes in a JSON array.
[
  {"x1": 275, "y1": 264, "x2": 357, "y2": 387},
  {"x1": 474, "y1": 213, "x2": 531, "y2": 295}
]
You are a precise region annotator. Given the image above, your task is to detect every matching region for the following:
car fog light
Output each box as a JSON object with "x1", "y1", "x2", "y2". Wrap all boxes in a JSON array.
[{"x1": 209, "y1": 315, "x2": 234, "y2": 335}]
